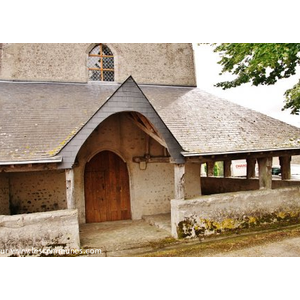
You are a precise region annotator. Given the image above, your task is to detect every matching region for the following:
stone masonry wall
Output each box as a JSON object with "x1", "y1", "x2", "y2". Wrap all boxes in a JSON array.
[
  {"x1": 0, "y1": 43, "x2": 3, "y2": 74},
  {"x1": 1, "y1": 43, "x2": 87, "y2": 83},
  {"x1": 0, "y1": 43, "x2": 196, "y2": 86},
  {"x1": 201, "y1": 177, "x2": 300, "y2": 195},
  {"x1": 75, "y1": 113, "x2": 175, "y2": 223},
  {"x1": 112, "y1": 43, "x2": 196, "y2": 86},
  {"x1": 8, "y1": 170, "x2": 66, "y2": 214},
  {"x1": 171, "y1": 186, "x2": 300, "y2": 238},
  {"x1": 185, "y1": 163, "x2": 201, "y2": 198},
  {"x1": 0, "y1": 209, "x2": 80, "y2": 253}
]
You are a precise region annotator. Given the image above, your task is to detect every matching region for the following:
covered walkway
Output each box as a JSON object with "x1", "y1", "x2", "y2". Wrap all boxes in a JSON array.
[{"x1": 79, "y1": 214, "x2": 172, "y2": 256}]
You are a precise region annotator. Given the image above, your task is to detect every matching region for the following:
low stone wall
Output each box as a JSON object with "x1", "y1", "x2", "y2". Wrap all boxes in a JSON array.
[
  {"x1": 0, "y1": 209, "x2": 80, "y2": 254},
  {"x1": 171, "y1": 187, "x2": 300, "y2": 238},
  {"x1": 201, "y1": 177, "x2": 300, "y2": 195}
]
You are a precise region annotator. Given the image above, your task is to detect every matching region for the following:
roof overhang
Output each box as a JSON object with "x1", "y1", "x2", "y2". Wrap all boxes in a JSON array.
[
  {"x1": 182, "y1": 147, "x2": 300, "y2": 160},
  {"x1": 0, "y1": 156, "x2": 62, "y2": 166}
]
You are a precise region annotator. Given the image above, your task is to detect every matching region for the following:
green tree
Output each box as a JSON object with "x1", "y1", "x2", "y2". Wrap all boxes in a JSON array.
[{"x1": 213, "y1": 43, "x2": 300, "y2": 114}]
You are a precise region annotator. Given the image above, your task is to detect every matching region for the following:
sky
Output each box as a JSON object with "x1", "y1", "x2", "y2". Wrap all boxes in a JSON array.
[{"x1": 193, "y1": 44, "x2": 300, "y2": 128}]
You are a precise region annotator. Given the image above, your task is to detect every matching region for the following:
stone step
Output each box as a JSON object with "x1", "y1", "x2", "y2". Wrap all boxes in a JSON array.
[{"x1": 142, "y1": 213, "x2": 171, "y2": 233}]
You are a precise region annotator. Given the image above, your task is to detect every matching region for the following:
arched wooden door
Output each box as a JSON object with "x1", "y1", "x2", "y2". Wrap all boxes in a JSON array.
[{"x1": 84, "y1": 151, "x2": 131, "y2": 223}]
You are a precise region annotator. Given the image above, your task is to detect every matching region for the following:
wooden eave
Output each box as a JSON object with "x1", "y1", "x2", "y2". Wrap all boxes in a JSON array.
[
  {"x1": 184, "y1": 148, "x2": 300, "y2": 163},
  {"x1": 0, "y1": 156, "x2": 62, "y2": 172}
]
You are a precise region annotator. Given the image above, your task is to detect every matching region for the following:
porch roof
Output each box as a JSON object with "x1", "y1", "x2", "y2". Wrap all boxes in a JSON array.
[
  {"x1": 1, "y1": 78, "x2": 300, "y2": 163},
  {"x1": 142, "y1": 85, "x2": 300, "y2": 156}
]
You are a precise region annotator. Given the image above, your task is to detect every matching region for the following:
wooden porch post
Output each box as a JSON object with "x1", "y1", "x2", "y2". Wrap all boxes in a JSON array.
[
  {"x1": 65, "y1": 169, "x2": 75, "y2": 209},
  {"x1": 207, "y1": 161, "x2": 215, "y2": 177},
  {"x1": 279, "y1": 156, "x2": 291, "y2": 180},
  {"x1": 257, "y1": 157, "x2": 272, "y2": 189},
  {"x1": 174, "y1": 164, "x2": 185, "y2": 200},
  {"x1": 246, "y1": 158, "x2": 256, "y2": 179},
  {"x1": 224, "y1": 160, "x2": 232, "y2": 178},
  {"x1": 199, "y1": 163, "x2": 202, "y2": 196}
]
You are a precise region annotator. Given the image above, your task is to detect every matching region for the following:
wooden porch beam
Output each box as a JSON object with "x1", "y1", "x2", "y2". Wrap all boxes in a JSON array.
[
  {"x1": 224, "y1": 160, "x2": 232, "y2": 178},
  {"x1": 246, "y1": 158, "x2": 256, "y2": 179},
  {"x1": 279, "y1": 156, "x2": 291, "y2": 180},
  {"x1": 0, "y1": 163, "x2": 59, "y2": 173},
  {"x1": 126, "y1": 113, "x2": 168, "y2": 148},
  {"x1": 206, "y1": 161, "x2": 215, "y2": 177},
  {"x1": 133, "y1": 156, "x2": 171, "y2": 163}
]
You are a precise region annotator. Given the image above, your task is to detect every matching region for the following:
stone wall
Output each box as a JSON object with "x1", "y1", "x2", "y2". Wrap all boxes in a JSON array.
[
  {"x1": 0, "y1": 43, "x2": 3, "y2": 72},
  {"x1": 1, "y1": 114, "x2": 200, "y2": 222},
  {"x1": 8, "y1": 170, "x2": 66, "y2": 214},
  {"x1": 171, "y1": 186, "x2": 300, "y2": 238},
  {"x1": 112, "y1": 43, "x2": 196, "y2": 86},
  {"x1": 185, "y1": 163, "x2": 201, "y2": 198},
  {"x1": 0, "y1": 43, "x2": 196, "y2": 86},
  {"x1": 0, "y1": 209, "x2": 80, "y2": 253},
  {"x1": 201, "y1": 177, "x2": 300, "y2": 195},
  {"x1": 75, "y1": 113, "x2": 176, "y2": 223}
]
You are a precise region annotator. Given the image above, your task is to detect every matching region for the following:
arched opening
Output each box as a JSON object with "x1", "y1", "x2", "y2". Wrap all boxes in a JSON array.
[
  {"x1": 87, "y1": 43, "x2": 114, "y2": 81},
  {"x1": 84, "y1": 150, "x2": 131, "y2": 222}
]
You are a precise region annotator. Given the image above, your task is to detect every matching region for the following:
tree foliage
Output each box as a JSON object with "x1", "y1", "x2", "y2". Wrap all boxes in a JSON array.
[{"x1": 213, "y1": 43, "x2": 300, "y2": 114}]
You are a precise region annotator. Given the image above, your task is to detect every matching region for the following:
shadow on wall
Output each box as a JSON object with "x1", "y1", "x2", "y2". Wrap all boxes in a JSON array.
[{"x1": 0, "y1": 170, "x2": 66, "y2": 216}]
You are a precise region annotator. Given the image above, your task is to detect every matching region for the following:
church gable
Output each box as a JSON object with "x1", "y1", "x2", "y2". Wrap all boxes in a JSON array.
[{"x1": 59, "y1": 76, "x2": 184, "y2": 168}]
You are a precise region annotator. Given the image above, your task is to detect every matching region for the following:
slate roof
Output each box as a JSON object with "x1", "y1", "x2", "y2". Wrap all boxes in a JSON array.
[
  {"x1": 0, "y1": 81, "x2": 118, "y2": 162},
  {"x1": 142, "y1": 86, "x2": 300, "y2": 155},
  {"x1": 1, "y1": 79, "x2": 300, "y2": 163}
]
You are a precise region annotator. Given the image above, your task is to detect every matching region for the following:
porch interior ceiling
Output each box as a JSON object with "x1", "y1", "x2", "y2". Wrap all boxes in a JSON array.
[
  {"x1": 1, "y1": 77, "x2": 300, "y2": 163},
  {"x1": 126, "y1": 112, "x2": 167, "y2": 148}
]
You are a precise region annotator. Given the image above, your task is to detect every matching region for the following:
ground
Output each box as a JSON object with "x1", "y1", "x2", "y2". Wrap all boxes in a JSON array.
[
  {"x1": 140, "y1": 224, "x2": 300, "y2": 257},
  {"x1": 79, "y1": 217, "x2": 300, "y2": 257},
  {"x1": 7, "y1": 217, "x2": 300, "y2": 257}
]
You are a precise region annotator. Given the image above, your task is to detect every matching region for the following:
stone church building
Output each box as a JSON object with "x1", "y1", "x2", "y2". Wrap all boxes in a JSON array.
[{"x1": 1, "y1": 43, "x2": 300, "y2": 249}]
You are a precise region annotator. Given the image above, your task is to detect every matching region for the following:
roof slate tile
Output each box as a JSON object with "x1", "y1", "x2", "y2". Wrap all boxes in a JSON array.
[{"x1": 1, "y1": 80, "x2": 300, "y2": 162}]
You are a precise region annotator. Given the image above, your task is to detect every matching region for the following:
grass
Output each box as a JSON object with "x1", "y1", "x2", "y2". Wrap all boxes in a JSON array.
[{"x1": 138, "y1": 223, "x2": 300, "y2": 257}]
